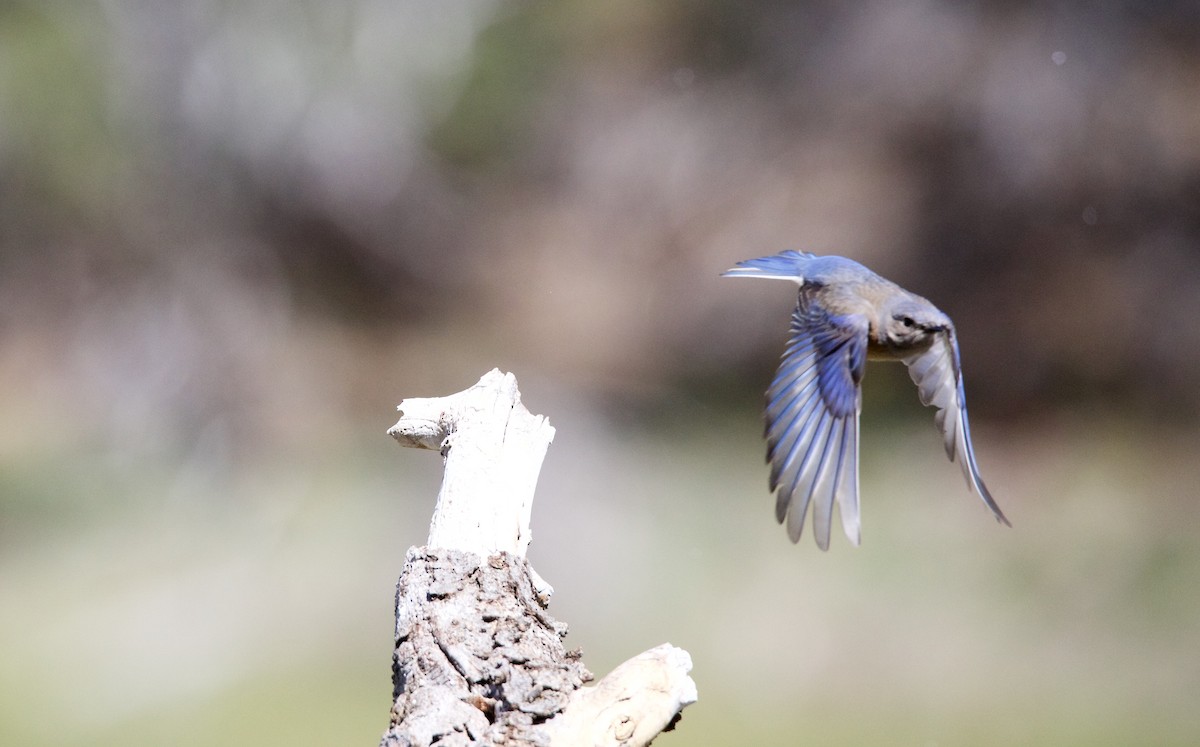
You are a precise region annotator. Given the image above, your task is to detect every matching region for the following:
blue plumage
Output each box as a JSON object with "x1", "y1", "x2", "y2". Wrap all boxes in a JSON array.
[{"x1": 724, "y1": 251, "x2": 1009, "y2": 549}]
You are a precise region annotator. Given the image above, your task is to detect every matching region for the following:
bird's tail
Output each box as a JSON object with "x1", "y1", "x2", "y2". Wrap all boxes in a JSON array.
[{"x1": 721, "y1": 250, "x2": 816, "y2": 280}]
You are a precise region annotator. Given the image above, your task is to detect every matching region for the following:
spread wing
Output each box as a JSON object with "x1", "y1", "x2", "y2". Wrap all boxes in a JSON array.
[
  {"x1": 902, "y1": 330, "x2": 1011, "y2": 526},
  {"x1": 765, "y1": 295, "x2": 868, "y2": 550}
]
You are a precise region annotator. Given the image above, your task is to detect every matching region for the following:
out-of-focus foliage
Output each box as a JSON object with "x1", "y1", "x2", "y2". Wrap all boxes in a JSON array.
[
  {"x1": 4, "y1": 0, "x2": 1200, "y2": 420},
  {"x1": 2, "y1": 1, "x2": 1199, "y2": 745}
]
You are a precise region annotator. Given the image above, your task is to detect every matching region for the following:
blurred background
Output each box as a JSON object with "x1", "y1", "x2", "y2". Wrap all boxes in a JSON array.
[{"x1": 2, "y1": 1, "x2": 1199, "y2": 744}]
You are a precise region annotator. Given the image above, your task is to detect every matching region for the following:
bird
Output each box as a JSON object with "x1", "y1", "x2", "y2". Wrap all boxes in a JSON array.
[{"x1": 722, "y1": 250, "x2": 1010, "y2": 550}]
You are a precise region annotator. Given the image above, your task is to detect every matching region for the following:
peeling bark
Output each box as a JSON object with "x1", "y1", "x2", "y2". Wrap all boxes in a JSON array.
[{"x1": 380, "y1": 370, "x2": 695, "y2": 746}]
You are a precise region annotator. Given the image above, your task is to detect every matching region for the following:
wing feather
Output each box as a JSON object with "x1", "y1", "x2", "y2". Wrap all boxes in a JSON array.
[
  {"x1": 765, "y1": 295, "x2": 868, "y2": 548},
  {"x1": 903, "y1": 331, "x2": 1011, "y2": 526}
]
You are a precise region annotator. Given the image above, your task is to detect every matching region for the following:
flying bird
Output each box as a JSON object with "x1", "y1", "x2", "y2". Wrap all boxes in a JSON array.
[{"x1": 723, "y1": 251, "x2": 1010, "y2": 550}]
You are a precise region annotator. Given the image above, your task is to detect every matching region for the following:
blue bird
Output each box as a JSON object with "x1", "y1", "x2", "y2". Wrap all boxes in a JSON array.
[{"x1": 723, "y1": 251, "x2": 1010, "y2": 550}]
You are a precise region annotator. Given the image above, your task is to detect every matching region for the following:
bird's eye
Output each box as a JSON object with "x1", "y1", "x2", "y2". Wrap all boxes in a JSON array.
[{"x1": 898, "y1": 316, "x2": 915, "y2": 329}]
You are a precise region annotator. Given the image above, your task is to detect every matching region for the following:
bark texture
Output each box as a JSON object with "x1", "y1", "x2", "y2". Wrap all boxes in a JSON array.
[
  {"x1": 380, "y1": 548, "x2": 590, "y2": 746},
  {"x1": 380, "y1": 370, "x2": 695, "y2": 746}
]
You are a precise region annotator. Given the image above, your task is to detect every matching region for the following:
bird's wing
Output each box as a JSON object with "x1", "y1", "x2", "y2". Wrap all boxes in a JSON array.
[
  {"x1": 902, "y1": 330, "x2": 1011, "y2": 526},
  {"x1": 766, "y1": 296, "x2": 868, "y2": 550}
]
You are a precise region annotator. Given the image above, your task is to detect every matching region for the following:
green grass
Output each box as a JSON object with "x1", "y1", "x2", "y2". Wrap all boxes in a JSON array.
[{"x1": 3, "y1": 415, "x2": 1198, "y2": 745}]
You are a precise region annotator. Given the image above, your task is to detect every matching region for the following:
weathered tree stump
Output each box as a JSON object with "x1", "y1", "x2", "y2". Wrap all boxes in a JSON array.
[{"x1": 380, "y1": 369, "x2": 696, "y2": 746}]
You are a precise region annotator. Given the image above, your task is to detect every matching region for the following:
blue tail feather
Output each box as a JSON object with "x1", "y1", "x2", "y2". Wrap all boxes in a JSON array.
[{"x1": 721, "y1": 250, "x2": 815, "y2": 279}]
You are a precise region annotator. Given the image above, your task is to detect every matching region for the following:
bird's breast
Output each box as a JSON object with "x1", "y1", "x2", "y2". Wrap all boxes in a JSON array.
[{"x1": 868, "y1": 333, "x2": 938, "y2": 361}]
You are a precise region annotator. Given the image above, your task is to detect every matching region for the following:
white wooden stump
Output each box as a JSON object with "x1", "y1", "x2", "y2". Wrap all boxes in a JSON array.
[{"x1": 380, "y1": 369, "x2": 696, "y2": 747}]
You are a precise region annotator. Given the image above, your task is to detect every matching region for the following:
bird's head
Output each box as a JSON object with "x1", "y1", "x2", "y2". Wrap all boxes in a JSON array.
[{"x1": 881, "y1": 298, "x2": 952, "y2": 349}]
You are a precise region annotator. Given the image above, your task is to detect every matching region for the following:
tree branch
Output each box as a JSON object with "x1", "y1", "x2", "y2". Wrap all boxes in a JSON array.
[{"x1": 379, "y1": 370, "x2": 696, "y2": 746}]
